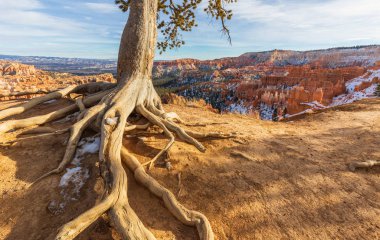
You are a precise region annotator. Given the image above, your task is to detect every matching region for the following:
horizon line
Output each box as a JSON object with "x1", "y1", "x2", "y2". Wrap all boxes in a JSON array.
[{"x1": 1, "y1": 44, "x2": 380, "y2": 62}]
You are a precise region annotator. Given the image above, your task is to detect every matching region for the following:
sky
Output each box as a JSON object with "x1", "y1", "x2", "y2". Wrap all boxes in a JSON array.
[{"x1": 1, "y1": 0, "x2": 380, "y2": 60}]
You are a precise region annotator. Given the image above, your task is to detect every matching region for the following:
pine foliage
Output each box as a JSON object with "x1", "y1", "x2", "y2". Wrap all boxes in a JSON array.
[{"x1": 115, "y1": 0, "x2": 236, "y2": 53}]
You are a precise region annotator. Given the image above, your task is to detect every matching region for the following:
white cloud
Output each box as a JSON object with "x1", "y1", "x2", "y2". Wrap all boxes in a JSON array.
[
  {"x1": 84, "y1": 3, "x2": 117, "y2": 13},
  {"x1": 0, "y1": 0, "x2": 122, "y2": 58},
  {"x1": 228, "y1": 0, "x2": 380, "y2": 45},
  {"x1": 231, "y1": 0, "x2": 380, "y2": 25},
  {"x1": 0, "y1": 0, "x2": 84, "y2": 37},
  {"x1": 1, "y1": 0, "x2": 43, "y2": 10},
  {"x1": 170, "y1": 0, "x2": 380, "y2": 59},
  {"x1": 1, "y1": 0, "x2": 379, "y2": 59}
]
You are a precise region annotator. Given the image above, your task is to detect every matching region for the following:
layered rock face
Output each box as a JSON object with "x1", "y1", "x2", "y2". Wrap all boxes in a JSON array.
[
  {"x1": 275, "y1": 66, "x2": 366, "y2": 114},
  {"x1": 0, "y1": 61, "x2": 36, "y2": 76},
  {"x1": 153, "y1": 46, "x2": 380, "y2": 119},
  {"x1": 154, "y1": 45, "x2": 380, "y2": 77},
  {"x1": 164, "y1": 64, "x2": 367, "y2": 117},
  {"x1": 0, "y1": 61, "x2": 115, "y2": 100}
]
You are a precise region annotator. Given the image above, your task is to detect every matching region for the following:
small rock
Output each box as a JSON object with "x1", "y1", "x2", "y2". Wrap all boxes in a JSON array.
[{"x1": 47, "y1": 200, "x2": 65, "y2": 215}]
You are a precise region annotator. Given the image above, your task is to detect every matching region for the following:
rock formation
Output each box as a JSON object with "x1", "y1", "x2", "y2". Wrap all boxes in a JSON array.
[
  {"x1": 3, "y1": 45, "x2": 380, "y2": 119},
  {"x1": 0, "y1": 61, "x2": 36, "y2": 76},
  {"x1": 0, "y1": 61, "x2": 115, "y2": 100}
]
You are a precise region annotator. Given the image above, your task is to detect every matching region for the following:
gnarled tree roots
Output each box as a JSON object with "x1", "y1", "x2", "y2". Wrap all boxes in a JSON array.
[
  {"x1": 349, "y1": 160, "x2": 380, "y2": 171},
  {"x1": 0, "y1": 82, "x2": 233, "y2": 239}
]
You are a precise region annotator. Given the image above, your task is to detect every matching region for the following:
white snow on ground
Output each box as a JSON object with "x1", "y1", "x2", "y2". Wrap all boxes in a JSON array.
[
  {"x1": 59, "y1": 167, "x2": 89, "y2": 196},
  {"x1": 285, "y1": 70, "x2": 380, "y2": 118},
  {"x1": 345, "y1": 69, "x2": 380, "y2": 93},
  {"x1": 330, "y1": 84, "x2": 378, "y2": 107},
  {"x1": 71, "y1": 136, "x2": 101, "y2": 165},
  {"x1": 59, "y1": 136, "x2": 100, "y2": 198},
  {"x1": 301, "y1": 101, "x2": 327, "y2": 110},
  {"x1": 285, "y1": 109, "x2": 314, "y2": 118},
  {"x1": 331, "y1": 69, "x2": 380, "y2": 106},
  {"x1": 227, "y1": 101, "x2": 252, "y2": 114},
  {"x1": 260, "y1": 103, "x2": 274, "y2": 120}
]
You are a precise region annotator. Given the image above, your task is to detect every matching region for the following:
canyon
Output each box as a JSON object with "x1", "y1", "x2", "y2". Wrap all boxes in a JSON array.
[
  {"x1": 153, "y1": 45, "x2": 380, "y2": 119},
  {"x1": 1, "y1": 45, "x2": 380, "y2": 119}
]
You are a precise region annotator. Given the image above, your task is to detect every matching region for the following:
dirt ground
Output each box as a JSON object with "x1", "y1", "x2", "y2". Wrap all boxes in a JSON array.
[{"x1": 0, "y1": 98, "x2": 379, "y2": 240}]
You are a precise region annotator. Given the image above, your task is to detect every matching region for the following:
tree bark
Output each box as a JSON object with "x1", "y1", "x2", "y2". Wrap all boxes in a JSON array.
[{"x1": 117, "y1": 0, "x2": 158, "y2": 83}]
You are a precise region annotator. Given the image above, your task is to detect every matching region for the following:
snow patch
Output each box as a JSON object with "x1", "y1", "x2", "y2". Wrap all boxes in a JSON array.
[
  {"x1": 285, "y1": 109, "x2": 314, "y2": 118},
  {"x1": 105, "y1": 117, "x2": 118, "y2": 126},
  {"x1": 330, "y1": 69, "x2": 380, "y2": 106},
  {"x1": 300, "y1": 101, "x2": 327, "y2": 110},
  {"x1": 59, "y1": 136, "x2": 100, "y2": 199},
  {"x1": 345, "y1": 69, "x2": 380, "y2": 93},
  {"x1": 285, "y1": 70, "x2": 379, "y2": 119},
  {"x1": 260, "y1": 103, "x2": 274, "y2": 120},
  {"x1": 331, "y1": 84, "x2": 378, "y2": 107},
  {"x1": 59, "y1": 167, "x2": 89, "y2": 195},
  {"x1": 226, "y1": 101, "x2": 252, "y2": 114}
]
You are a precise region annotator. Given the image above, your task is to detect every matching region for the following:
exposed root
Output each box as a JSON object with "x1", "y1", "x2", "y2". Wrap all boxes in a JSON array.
[
  {"x1": 162, "y1": 111, "x2": 184, "y2": 123},
  {"x1": 75, "y1": 97, "x2": 87, "y2": 121},
  {"x1": 230, "y1": 150, "x2": 255, "y2": 161},
  {"x1": 137, "y1": 105, "x2": 175, "y2": 169},
  {"x1": 75, "y1": 97, "x2": 86, "y2": 112},
  {"x1": 349, "y1": 160, "x2": 380, "y2": 171},
  {"x1": 34, "y1": 104, "x2": 106, "y2": 183},
  {"x1": 0, "y1": 128, "x2": 69, "y2": 145},
  {"x1": 56, "y1": 97, "x2": 155, "y2": 239},
  {"x1": 0, "y1": 82, "x2": 114, "y2": 122},
  {"x1": 75, "y1": 82, "x2": 116, "y2": 94},
  {"x1": 124, "y1": 122, "x2": 151, "y2": 132},
  {"x1": 20, "y1": 126, "x2": 58, "y2": 135},
  {"x1": 0, "y1": 76, "x2": 224, "y2": 239},
  {"x1": 0, "y1": 85, "x2": 76, "y2": 121},
  {"x1": 121, "y1": 147, "x2": 214, "y2": 240},
  {"x1": 0, "y1": 90, "x2": 50, "y2": 99},
  {"x1": 162, "y1": 118, "x2": 206, "y2": 152},
  {"x1": 101, "y1": 103, "x2": 155, "y2": 240},
  {"x1": 56, "y1": 190, "x2": 115, "y2": 240},
  {"x1": 0, "y1": 89, "x2": 112, "y2": 134}
]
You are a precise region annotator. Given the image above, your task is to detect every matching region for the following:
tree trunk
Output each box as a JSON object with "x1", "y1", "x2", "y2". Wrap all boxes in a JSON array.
[{"x1": 117, "y1": 0, "x2": 157, "y2": 83}]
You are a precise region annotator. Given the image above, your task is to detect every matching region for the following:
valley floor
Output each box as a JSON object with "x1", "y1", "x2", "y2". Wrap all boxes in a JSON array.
[{"x1": 0, "y1": 98, "x2": 379, "y2": 239}]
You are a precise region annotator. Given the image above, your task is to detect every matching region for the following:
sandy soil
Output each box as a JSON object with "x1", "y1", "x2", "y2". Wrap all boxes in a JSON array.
[{"x1": 0, "y1": 98, "x2": 379, "y2": 240}]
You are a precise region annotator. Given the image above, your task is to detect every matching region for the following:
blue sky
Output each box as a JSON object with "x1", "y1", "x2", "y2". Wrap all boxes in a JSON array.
[{"x1": 1, "y1": 0, "x2": 380, "y2": 60}]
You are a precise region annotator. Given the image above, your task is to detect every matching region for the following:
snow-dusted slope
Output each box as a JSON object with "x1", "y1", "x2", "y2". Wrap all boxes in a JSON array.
[
  {"x1": 331, "y1": 69, "x2": 380, "y2": 106},
  {"x1": 285, "y1": 70, "x2": 380, "y2": 118}
]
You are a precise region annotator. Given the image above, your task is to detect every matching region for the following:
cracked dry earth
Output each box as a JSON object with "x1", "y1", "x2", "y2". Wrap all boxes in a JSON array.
[{"x1": 0, "y1": 98, "x2": 379, "y2": 240}]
